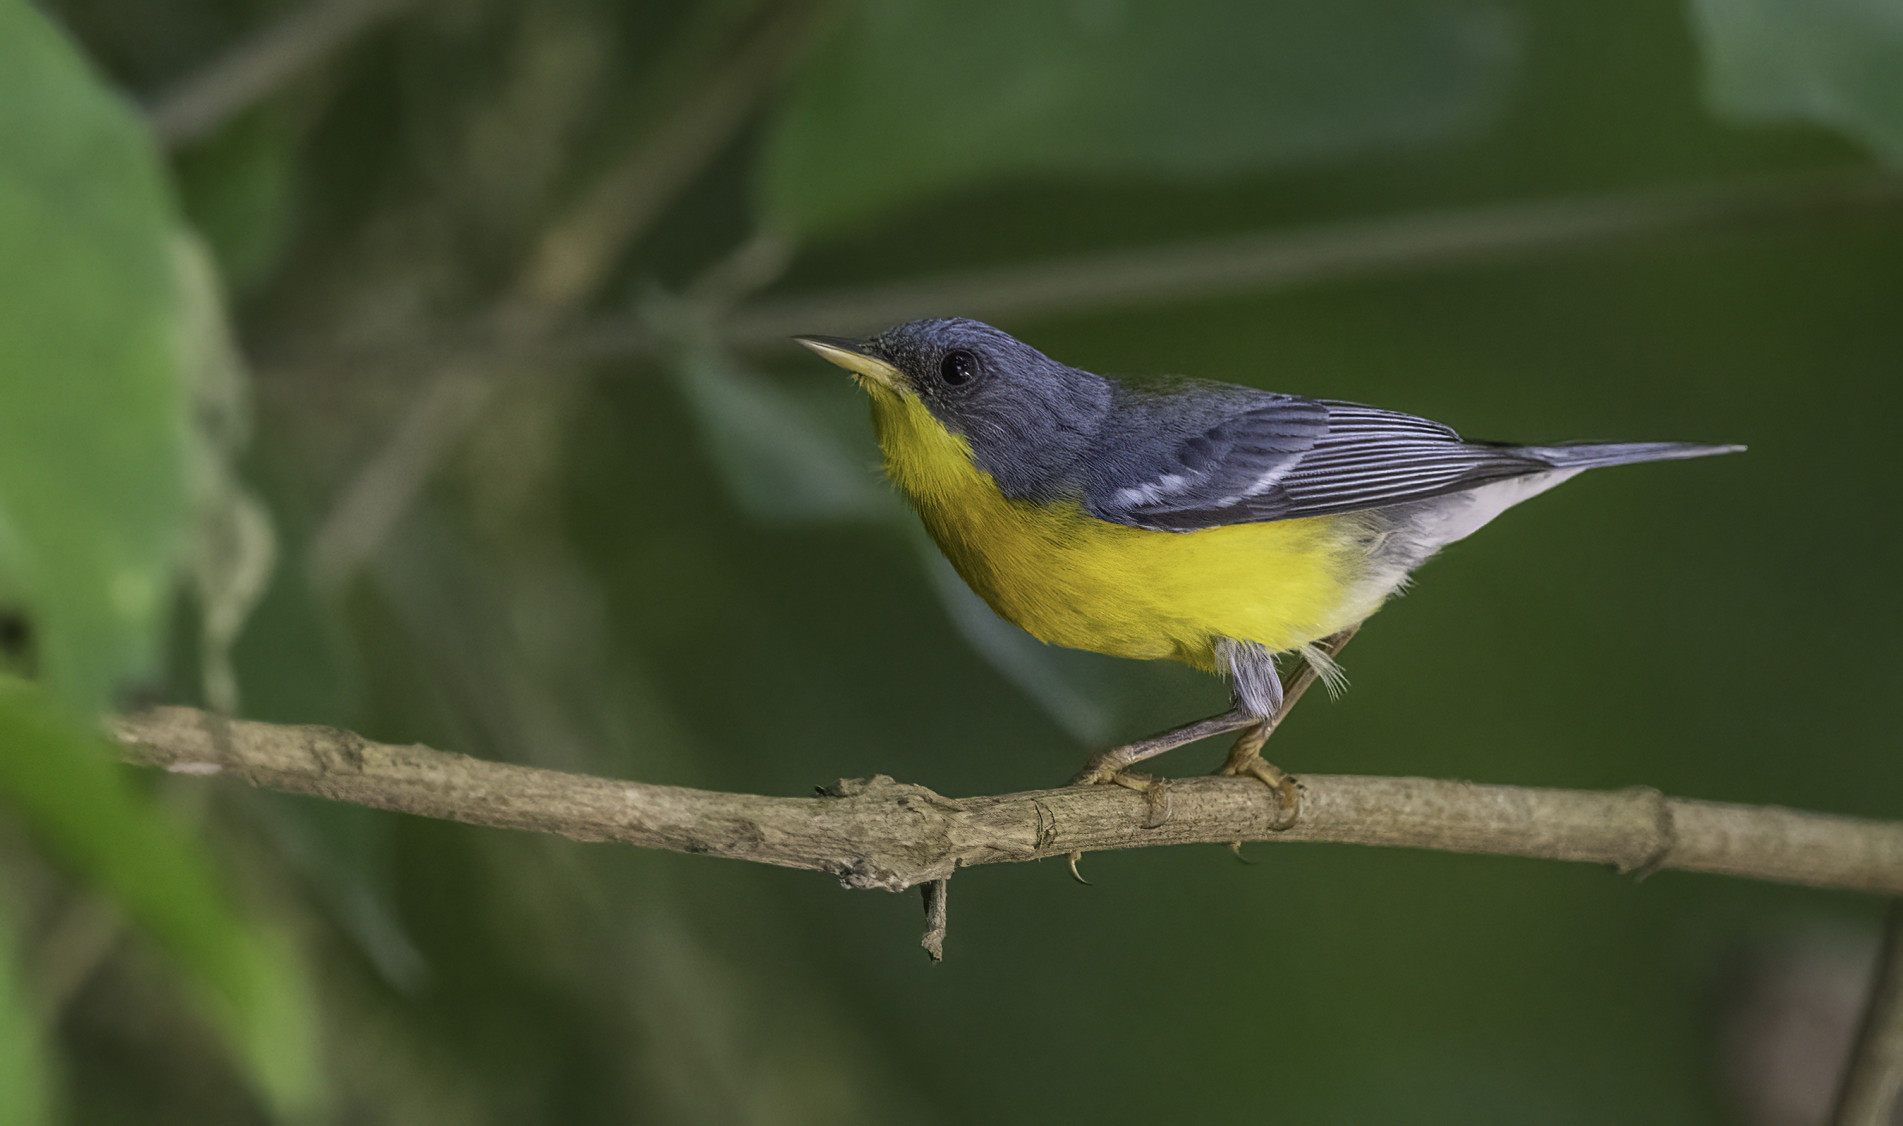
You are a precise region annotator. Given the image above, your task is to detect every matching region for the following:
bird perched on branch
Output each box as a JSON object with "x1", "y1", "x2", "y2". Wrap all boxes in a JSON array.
[{"x1": 799, "y1": 319, "x2": 1739, "y2": 827}]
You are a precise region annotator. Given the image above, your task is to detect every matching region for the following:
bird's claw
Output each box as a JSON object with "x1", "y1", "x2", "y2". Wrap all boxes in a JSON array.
[
  {"x1": 1073, "y1": 767, "x2": 1174, "y2": 829},
  {"x1": 1219, "y1": 752, "x2": 1301, "y2": 831},
  {"x1": 1066, "y1": 851, "x2": 1090, "y2": 884}
]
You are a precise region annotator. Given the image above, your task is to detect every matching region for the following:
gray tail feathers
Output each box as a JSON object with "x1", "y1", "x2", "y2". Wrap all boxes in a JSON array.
[{"x1": 1520, "y1": 441, "x2": 1745, "y2": 470}]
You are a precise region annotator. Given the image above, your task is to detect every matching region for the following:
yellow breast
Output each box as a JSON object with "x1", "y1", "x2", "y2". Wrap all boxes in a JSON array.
[{"x1": 870, "y1": 390, "x2": 1379, "y2": 672}]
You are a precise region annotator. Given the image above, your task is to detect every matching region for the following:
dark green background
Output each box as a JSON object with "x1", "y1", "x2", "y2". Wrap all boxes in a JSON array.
[{"x1": 11, "y1": 0, "x2": 1903, "y2": 1121}]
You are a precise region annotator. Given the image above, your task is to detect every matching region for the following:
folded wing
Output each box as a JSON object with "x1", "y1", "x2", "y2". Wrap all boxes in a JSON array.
[{"x1": 1083, "y1": 393, "x2": 1556, "y2": 531}]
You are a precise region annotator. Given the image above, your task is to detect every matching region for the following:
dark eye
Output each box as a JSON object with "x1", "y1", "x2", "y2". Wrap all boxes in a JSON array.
[{"x1": 939, "y1": 349, "x2": 978, "y2": 387}]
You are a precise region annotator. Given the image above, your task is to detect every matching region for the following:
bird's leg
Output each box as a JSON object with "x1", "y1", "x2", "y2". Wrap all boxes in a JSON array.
[
  {"x1": 1218, "y1": 625, "x2": 1361, "y2": 830},
  {"x1": 1073, "y1": 707, "x2": 1261, "y2": 782},
  {"x1": 1072, "y1": 707, "x2": 1259, "y2": 826},
  {"x1": 1071, "y1": 626, "x2": 1362, "y2": 828}
]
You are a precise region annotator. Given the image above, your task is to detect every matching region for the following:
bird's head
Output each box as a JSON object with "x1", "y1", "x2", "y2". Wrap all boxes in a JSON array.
[{"x1": 796, "y1": 318, "x2": 1111, "y2": 498}]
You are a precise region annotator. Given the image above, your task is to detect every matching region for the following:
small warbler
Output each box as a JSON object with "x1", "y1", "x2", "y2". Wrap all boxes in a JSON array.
[{"x1": 798, "y1": 319, "x2": 1739, "y2": 825}]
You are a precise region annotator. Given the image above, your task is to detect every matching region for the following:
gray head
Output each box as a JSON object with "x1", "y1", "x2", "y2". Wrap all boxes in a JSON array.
[{"x1": 797, "y1": 318, "x2": 1112, "y2": 498}]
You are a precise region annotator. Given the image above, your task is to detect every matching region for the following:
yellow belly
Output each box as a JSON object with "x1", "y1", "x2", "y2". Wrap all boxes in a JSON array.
[{"x1": 871, "y1": 391, "x2": 1379, "y2": 672}]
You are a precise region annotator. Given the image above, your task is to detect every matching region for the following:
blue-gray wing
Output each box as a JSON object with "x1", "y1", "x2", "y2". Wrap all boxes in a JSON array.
[{"x1": 1083, "y1": 394, "x2": 1552, "y2": 531}]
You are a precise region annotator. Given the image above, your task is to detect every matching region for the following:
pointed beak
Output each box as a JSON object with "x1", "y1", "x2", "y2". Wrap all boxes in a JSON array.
[{"x1": 794, "y1": 334, "x2": 906, "y2": 391}]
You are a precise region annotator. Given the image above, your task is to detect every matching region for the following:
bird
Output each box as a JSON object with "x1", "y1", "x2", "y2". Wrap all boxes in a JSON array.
[{"x1": 797, "y1": 318, "x2": 1740, "y2": 827}]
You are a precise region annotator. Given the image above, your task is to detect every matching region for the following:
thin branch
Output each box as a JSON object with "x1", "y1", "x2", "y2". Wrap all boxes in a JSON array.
[
  {"x1": 1833, "y1": 902, "x2": 1903, "y2": 1126},
  {"x1": 147, "y1": 0, "x2": 418, "y2": 148},
  {"x1": 112, "y1": 707, "x2": 1903, "y2": 903},
  {"x1": 919, "y1": 880, "x2": 949, "y2": 963}
]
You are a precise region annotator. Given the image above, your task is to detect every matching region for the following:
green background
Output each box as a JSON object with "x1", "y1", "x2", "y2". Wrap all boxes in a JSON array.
[{"x1": 4, "y1": 0, "x2": 1901, "y2": 1121}]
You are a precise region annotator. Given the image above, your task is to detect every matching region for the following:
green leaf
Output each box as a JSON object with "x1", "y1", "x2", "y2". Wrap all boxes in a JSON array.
[
  {"x1": 675, "y1": 348, "x2": 898, "y2": 523},
  {"x1": 920, "y1": 547, "x2": 1121, "y2": 745},
  {"x1": 1690, "y1": 0, "x2": 1903, "y2": 165},
  {"x1": 757, "y1": 0, "x2": 1517, "y2": 239},
  {"x1": 0, "y1": 1, "x2": 193, "y2": 714},
  {"x1": 0, "y1": 681, "x2": 320, "y2": 1117},
  {"x1": 0, "y1": 900, "x2": 51, "y2": 1126}
]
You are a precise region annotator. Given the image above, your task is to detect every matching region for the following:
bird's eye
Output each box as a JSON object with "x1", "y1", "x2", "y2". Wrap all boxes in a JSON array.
[{"x1": 939, "y1": 350, "x2": 978, "y2": 387}]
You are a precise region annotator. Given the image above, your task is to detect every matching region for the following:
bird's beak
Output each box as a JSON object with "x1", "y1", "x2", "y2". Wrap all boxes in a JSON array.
[{"x1": 794, "y1": 335, "x2": 905, "y2": 391}]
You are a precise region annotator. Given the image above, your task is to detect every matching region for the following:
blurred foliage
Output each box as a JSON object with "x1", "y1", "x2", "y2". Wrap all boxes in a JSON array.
[
  {"x1": 174, "y1": 107, "x2": 304, "y2": 296},
  {"x1": 1691, "y1": 0, "x2": 1903, "y2": 166},
  {"x1": 1, "y1": 0, "x2": 1900, "y2": 1122},
  {"x1": 757, "y1": 0, "x2": 1519, "y2": 237},
  {"x1": 0, "y1": 680, "x2": 316, "y2": 1116},
  {"x1": 0, "y1": 1, "x2": 313, "y2": 1118},
  {"x1": 673, "y1": 344, "x2": 895, "y2": 524}
]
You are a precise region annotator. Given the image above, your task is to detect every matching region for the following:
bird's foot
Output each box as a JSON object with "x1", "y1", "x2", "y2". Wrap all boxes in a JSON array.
[
  {"x1": 1070, "y1": 708, "x2": 1259, "y2": 830},
  {"x1": 1071, "y1": 764, "x2": 1173, "y2": 829},
  {"x1": 1218, "y1": 752, "x2": 1300, "y2": 831},
  {"x1": 1217, "y1": 723, "x2": 1300, "y2": 831}
]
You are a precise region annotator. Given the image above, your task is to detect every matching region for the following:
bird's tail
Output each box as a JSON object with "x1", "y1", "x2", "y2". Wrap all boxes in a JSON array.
[{"x1": 1520, "y1": 441, "x2": 1745, "y2": 470}]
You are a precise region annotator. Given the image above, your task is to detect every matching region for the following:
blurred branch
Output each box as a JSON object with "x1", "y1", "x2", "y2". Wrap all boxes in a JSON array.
[
  {"x1": 599, "y1": 170, "x2": 1903, "y2": 351},
  {"x1": 307, "y1": 0, "x2": 827, "y2": 587},
  {"x1": 307, "y1": 370, "x2": 500, "y2": 584},
  {"x1": 1832, "y1": 902, "x2": 1903, "y2": 1126},
  {"x1": 113, "y1": 708, "x2": 1903, "y2": 937},
  {"x1": 147, "y1": 0, "x2": 418, "y2": 148},
  {"x1": 264, "y1": 170, "x2": 1903, "y2": 377},
  {"x1": 500, "y1": 0, "x2": 824, "y2": 330}
]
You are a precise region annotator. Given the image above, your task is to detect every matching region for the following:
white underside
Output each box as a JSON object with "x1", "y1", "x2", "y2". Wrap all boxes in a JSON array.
[
  {"x1": 1333, "y1": 469, "x2": 1584, "y2": 628},
  {"x1": 1404, "y1": 468, "x2": 1583, "y2": 551}
]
